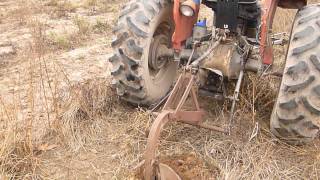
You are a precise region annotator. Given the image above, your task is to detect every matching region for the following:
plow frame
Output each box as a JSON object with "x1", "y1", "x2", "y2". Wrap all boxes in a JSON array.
[{"x1": 144, "y1": 71, "x2": 225, "y2": 180}]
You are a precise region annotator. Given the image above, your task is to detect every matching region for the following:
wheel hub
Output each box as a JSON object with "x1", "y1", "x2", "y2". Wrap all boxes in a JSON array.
[{"x1": 149, "y1": 35, "x2": 170, "y2": 71}]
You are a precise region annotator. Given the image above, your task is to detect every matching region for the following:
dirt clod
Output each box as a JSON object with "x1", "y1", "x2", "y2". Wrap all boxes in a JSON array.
[
  {"x1": 160, "y1": 153, "x2": 219, "y2": 180},
  {"x1": 132, "y1": 154, "x2": 219, "y2": 180}
]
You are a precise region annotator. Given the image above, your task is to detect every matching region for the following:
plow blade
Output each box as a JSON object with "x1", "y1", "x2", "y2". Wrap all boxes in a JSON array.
[{"x1": 159, "y1": 163, "x2": 181, "y2": 180}]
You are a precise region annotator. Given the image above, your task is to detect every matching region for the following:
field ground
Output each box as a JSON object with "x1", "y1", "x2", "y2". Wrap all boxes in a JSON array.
[{"x1": 0, "y1": 0, "x2": 320, "y2": 179}]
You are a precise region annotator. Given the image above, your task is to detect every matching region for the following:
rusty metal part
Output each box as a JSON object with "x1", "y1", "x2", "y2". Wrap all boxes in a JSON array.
[
  {"x1": 159, "y1": 163, "x2": 182, "y2": 180},
  {"x1": 144, "y1": 71, "x2": 225, "y2": 180},
  {"x1": 201, "y1": 42, "x2": 242, "y2": 79},
  {"x1": 144, "y1": 111, "x2": 171, "y2": 180}
]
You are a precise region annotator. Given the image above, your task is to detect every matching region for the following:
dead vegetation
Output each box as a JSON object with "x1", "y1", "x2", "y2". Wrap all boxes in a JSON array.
[
  {"x1": 0, "y1": 0, "x2": 319, "y2": 179},
  {"x1": 10, "y1": 0, "x2": 34, "y2": 25},
  {"x1": 57, "y1": 79, "x2": 117, "y2": 151},
  {"x1": 46, "y1": 0, "x2": 78, "y2": 18},
  {"x1": 0, "y1": 1, "x2": 112, "y2": 178}
]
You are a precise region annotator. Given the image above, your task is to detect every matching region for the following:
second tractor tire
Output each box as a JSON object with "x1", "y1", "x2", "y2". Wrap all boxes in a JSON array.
[{"x1": 271, "y1": 4, "x2": 320, "y2": 145}]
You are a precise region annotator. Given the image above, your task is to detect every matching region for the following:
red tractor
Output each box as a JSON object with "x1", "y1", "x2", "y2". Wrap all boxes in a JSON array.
[{"x1": 110, "y1": 0, "x2": 320, "y2": 179}]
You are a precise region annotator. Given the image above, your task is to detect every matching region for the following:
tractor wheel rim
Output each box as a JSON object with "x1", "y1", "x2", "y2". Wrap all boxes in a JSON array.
[{"x1": 149, "y1": 34, "x2": 170, "y2": 71}]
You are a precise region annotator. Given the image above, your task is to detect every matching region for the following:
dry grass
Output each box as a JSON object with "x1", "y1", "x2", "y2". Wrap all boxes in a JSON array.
[
  {"x1": 45, "y1": 0, "x2": 78, "y2": 18},
  {"x1": 0, "y1": 0, "x2": 320, "y2": 179},
  {"x1": 45, "y1": 18, "x2": 91, "y2": 50},
  {"x1": 93, "y1": 19, "x2": 111, "y2": 33},
  {"x1": 82, "y1": 0, "x2": 120, "y2": 13},
  {"x1": 0, "y1": 98, "x2": 39, "y2": 179},
  {"x1": 0, "y1": 6, "x2": 114, "y2": 176},
  {"x1": 0, "y1": 1, "x2": 121, "y2": 175},
  {"x1": 0, "y1": 14, "x2": 57, "y2": 178},
  {"x1": 47, "y1": 32, "x2": 74, "y2": 50},
  {"x1": 73, "y1": 15, "x2": 91, "y2": 36},
  {"x1": 84, "y1": 0, "x2": 98, "y2": 7},
  {"x1": 10, "y1": 0, "x2": 34, "y2": 25},
  {"x1": 56, "y1": 79, "x2": 117, "y2": 151},
  {"x1": 0, "y1": 47, "x2": 41, "y2": 179}
]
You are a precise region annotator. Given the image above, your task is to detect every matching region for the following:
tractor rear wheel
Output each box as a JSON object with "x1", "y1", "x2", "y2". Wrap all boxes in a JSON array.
[
  {"x1": 271, "y1": 4, "x2": 320, "y2": 145},
  {"x1": 109, "y1": 0, "x2": 177, "y2": 105}
]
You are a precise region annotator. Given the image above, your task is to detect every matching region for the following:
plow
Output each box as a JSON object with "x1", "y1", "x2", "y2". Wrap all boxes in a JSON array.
[{"x1": 110, "y1": 0, "x2": 320, "y2": 179}]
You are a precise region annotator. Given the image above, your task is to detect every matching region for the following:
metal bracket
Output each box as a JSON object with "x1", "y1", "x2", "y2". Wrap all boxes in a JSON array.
[
  {"x1": 144, "y1": 71, "x2": 225, "y2": 180},
  {"x1": 271, "y1": 32, "x2": 289, "y2": 46}
]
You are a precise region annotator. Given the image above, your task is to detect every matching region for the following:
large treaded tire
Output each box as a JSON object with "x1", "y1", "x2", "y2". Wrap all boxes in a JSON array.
[
  {"x1": 109, "y1": 0, "x2": 177, "y2": 105},
  {"x1": 271, "y1": 4, "x2": 320, "y2": 145}
]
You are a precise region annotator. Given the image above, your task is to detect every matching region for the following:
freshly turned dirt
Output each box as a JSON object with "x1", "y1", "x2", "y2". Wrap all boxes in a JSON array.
[
  {"x1": 160, "y1": 153, "x2": 220, "y2": 180},
  {"x1": 133, "y1": 153, "x2": 219, "y2": 180}
]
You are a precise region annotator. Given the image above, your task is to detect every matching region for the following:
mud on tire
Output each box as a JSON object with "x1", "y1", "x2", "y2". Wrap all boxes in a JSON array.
[
  {"x1": 109, "y1": 0, "x2": 177, "y2": 105},
  {"x1": 271, "y1": 4, "x2": 320, "y2": 145}
]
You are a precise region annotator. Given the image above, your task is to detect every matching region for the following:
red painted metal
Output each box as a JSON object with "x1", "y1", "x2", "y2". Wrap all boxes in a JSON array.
[
  {"x1": 260, "y1": 0, "x2": 279, "y2": 65},
  {"x1": 172, "y1": 0, "x2": 200, "y2": 50}
]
